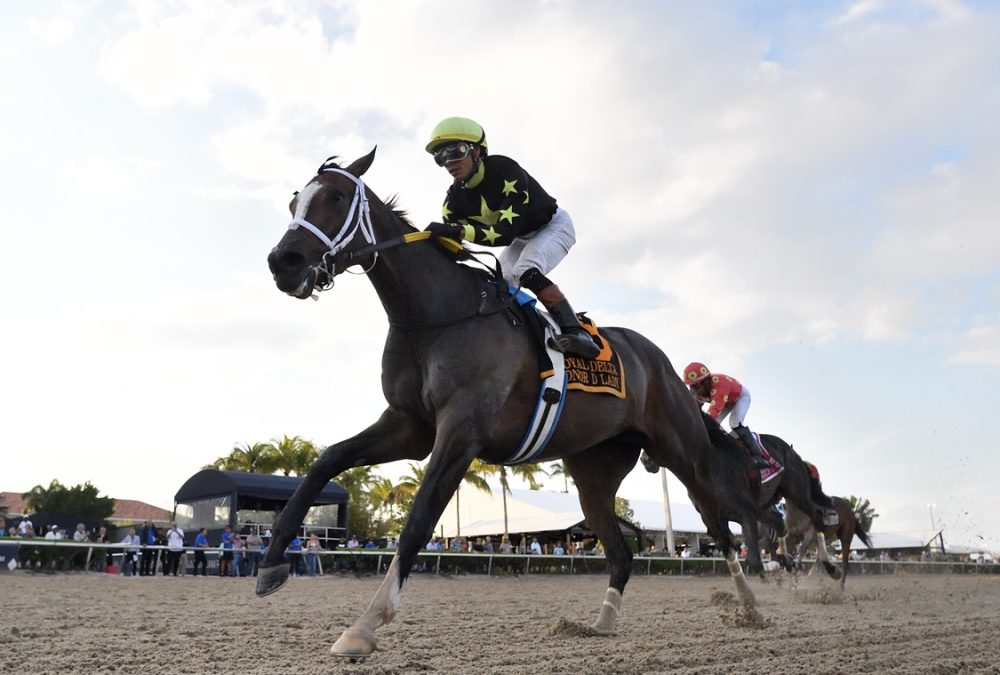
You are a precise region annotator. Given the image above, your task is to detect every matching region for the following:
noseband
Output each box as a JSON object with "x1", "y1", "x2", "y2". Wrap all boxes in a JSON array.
[{"x1": 287, "y1": 167, "x2": 378, "y2": 290}]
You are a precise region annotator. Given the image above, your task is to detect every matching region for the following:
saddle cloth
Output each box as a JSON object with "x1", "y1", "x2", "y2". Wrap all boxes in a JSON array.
[
  {"x1": 501, "y1": 289, "x2": 626, "y2": 465},
  {"x1": 564, "y1": 316, "x2": 626, "y2": 399},
  {"x1": 740, "y1": 431, "x2": 783, "y2": 484}
]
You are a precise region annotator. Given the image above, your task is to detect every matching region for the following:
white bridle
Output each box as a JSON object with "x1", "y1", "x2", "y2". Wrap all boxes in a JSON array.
[{"x1": 287, "y1": 167, "x2": 378, "y2": 282}]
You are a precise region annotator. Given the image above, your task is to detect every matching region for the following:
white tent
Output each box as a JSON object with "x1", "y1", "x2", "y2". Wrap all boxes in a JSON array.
[{"x1": 436, "y1": 486, "x2": 713, "y2": 539}]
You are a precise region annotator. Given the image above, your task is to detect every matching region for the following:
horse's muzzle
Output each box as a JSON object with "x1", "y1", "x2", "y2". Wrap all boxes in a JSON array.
[{"x1": 268, "y1": 247, "x2": 318, "y2": 298}]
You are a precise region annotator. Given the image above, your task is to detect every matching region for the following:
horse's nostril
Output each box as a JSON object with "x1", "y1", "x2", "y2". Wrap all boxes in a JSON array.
[{"x1": 268, "y1": 249, "x2": 305, "y2": 275}]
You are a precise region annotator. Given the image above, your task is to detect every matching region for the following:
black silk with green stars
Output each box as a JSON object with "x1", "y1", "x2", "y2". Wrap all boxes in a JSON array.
[{"x1": 441, "y1": 155, "x2": 558, "y2": 246}]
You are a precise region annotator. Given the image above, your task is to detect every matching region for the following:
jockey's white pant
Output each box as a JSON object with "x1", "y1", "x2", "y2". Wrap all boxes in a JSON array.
[
  {"x1": 499, "y1": 207, "x2": 576, "y2": 286},
  {"x1": 717, "y1": 386, "x2": 751, "y2": 430}
]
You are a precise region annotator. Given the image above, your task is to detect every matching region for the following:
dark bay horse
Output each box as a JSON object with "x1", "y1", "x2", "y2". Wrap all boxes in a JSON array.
[
  {"x1": 785, "y1": 496, "x2": 872, "y2": 590},
  {"x1": 261, "y1": 149, "x2": 765, "y2": 658},
  {"x1": 643, "y1": 418, "x2": 841, "y2": 579}
]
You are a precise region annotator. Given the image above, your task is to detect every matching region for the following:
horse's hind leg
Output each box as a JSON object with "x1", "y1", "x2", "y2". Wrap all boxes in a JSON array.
[
  {"x1": 564, "y1": 440, "x2": 641, "y2": 633},
  {"x1": 256, "y1": 408, "x2": 433, "y2": 597}
]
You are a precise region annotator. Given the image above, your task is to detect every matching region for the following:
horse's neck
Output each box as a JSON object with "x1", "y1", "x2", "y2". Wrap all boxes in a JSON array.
[{"x1": 365, "y1": 205, "x2": 477, "y2": 328}]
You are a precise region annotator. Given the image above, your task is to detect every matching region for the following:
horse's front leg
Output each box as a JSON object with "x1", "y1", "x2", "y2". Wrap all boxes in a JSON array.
[
  {"x1": 330, "y1": 427, "x2": 480, "y2": 659},
  {"x1": 256, "y1": 408, "x2": 433, "y2": 597},
  {"x1": 742, "y1": 517, "x2": 764, "y2": 577}
]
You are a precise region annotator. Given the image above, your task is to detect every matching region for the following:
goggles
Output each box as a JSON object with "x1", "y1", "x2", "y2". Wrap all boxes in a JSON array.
[{"x1": 432, "y1": 142, "x2": 473, "y2": 166}]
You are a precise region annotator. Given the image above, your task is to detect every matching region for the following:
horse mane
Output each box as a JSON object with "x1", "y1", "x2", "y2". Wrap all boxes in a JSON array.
[
  {"x1": 316, "y1": 155, "x2": 479, "y2": 267},
  {"x1": 699, "y1": 412, "x2": 744, "y2": 457}
]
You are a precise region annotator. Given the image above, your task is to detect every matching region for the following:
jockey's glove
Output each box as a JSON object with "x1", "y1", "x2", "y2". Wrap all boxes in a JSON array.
[{"x1": 426, "y1": 221, "x2": 465, "y2": 240}]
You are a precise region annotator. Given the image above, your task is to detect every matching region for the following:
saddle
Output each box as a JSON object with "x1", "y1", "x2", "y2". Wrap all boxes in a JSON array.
[
  {"x1": 497, "y1": 285, "x2": 626, "y2": 465},
  {"x1": 730, "y1": 430, "x2": 784, "y2": 484}
]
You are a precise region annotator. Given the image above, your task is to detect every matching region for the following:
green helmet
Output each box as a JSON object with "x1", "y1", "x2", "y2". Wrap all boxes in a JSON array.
[{"x1": 425, "y1": 117, "x2": 487, "y2": 153}]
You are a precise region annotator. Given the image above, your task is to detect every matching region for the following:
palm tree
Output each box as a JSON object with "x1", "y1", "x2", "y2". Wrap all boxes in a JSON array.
[
  {"x1": 454, "y1": 460, "x2": 492, "y2": 538},
  {"x1": 848, "y1": 496, "x2": 879, "y2": 533},
  {"x1": 479, "y1": 461, "x2": 545, "y2": 537},
  {"x1": 337, "y1": 465, "x2": 380, "y2": 538},
  {"x1": 210, "y1": 442, "x2": 277, "y2": 473},
  {"x1": 369, "y1": 478, "x2": 408, "y2": 521},
  {"x1": 22, "y1": 480, "x2": 62, "y2": 512},
  {"x1": 394, "y1": 462, "x2": 427, "y2": 521},
  {"x1": 547, "y1": 460, "x2": 573, "y2": 493},
  {"x1": 269, "y1": 435, "x2": 319, "y2": 476}
]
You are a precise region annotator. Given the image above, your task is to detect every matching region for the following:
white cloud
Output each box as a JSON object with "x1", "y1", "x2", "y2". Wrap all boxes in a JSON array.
[{"x1": 27, "y1": 14, "x2": 76, "y2": 46}]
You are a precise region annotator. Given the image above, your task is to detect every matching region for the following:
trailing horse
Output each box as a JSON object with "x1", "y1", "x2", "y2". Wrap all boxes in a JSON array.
[
  {"x1": 261, "y1": 149, "x2": 767, "y2": 659},
  {"x1": 644, "y1": 418, "x2": 842, "y2": 580},
  {"x1": 785, "y1": 496, "x2": 872, "y2": 590}
]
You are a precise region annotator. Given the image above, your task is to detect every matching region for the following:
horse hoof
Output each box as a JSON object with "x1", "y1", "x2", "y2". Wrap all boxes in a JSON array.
[
  {"x1": 255, "y1": 565, "x2": 289, "y2": 597},
  {"x1": 331, "y1": 628, "x2": 377, "y2": 659},
  {"x1": 823, "y1": 562, "x2": 842, "y2": 580}
]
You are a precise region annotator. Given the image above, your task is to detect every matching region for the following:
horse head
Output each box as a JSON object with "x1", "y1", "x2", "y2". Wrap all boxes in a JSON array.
[{"x1": 267, "y1": 148, "x2": 378, "y2": 299}]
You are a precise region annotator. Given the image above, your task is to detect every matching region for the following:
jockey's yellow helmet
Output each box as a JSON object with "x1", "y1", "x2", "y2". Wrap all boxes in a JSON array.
[
  {"x1": 683, "y1": 362, "x2": 711, "y2": 385},
  {"x1": 426, "y1": 117, "x2": 488, "y2": 153}
]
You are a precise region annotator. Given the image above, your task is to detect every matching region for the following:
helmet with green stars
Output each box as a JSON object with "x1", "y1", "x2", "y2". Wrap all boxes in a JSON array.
[{"x1": 425, "y1": 117, "x2": 488, "y2": 153}]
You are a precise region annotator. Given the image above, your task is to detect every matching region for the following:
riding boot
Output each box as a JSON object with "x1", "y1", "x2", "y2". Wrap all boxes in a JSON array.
[
  {"x1": 734, "y1": 425, "x2": 769, "y2": 468},
  {"x1": 537, "y1": 286, "x2": 600, "y2": 359}
]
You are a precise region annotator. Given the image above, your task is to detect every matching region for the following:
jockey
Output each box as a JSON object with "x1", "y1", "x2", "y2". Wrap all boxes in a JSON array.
[
  {"x1": 683, "y1": 362, "x2": 769, "y2": 468},
  {"x1": 423, "y1": 116, "x2": 599, "y2": 359}
]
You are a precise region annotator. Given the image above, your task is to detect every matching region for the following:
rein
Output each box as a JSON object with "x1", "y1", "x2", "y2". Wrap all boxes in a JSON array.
[{"x1": 286, "y1": 167, "x2": 465, "y2": 290}]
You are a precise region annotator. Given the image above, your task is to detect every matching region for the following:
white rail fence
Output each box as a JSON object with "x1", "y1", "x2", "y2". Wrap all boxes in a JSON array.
[{"x1": 3, "y1": 540, "x2": 999, "y2": 578}]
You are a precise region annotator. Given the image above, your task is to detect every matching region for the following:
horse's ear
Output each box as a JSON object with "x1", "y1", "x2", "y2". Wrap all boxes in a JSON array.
[{"x1": 345, "y1": 146, "x2": 377, "y2": 177}]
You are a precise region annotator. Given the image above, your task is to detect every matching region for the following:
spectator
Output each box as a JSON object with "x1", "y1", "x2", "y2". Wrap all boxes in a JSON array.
[
  {"x1": 450, "y1": 536, "x2": 463, "y2": 552},
  {"x1": 232, "y1": 533, "x2": 246, "y2": 577},
  {"x1": 92, "y1": 525, "x2": 113, "y2": 571},
  {"x1": 426, "y1": 536, "x2": 442, "y2": 551},
  {"x1": 165, "y1": 521, "x2": 185, "y2": 576},
  {"x1": 306, "y1": 533, "x2": 323, "y2": 577},
  {"x1": 364, "y1": 538, "x2": 377, "y2": 550},
  {"x1": 499, "y1": 536, "x2": 513, "y2": 554},
  {"x1": 346, "y1": 535, "x2": 360, "y2": 549},
  {"x1": 529, "y1": 537, "x2": 542, "y2": 555},
  {"x1": 120, "y1": 527, "x2": 140, "y2": 576},
  {"x1": 246, "y1": 530, "x2": 264, "y2": 577},
  {"x1": 157, "y1": 527, "x2": 170, "y2": 576},
  {"x1": 386, "y1": 537, "x2": 397, "y2": 551},
  {"x1": 45, "y1": 525, "x2": 60, "y2": 540},
  {"x1": 680, "y1": 545, "x2": 692, "y2": 558},
  {"x1": 17, "y1": 516, "x2": 33, "y2": 537},
  {"x1": 193, "y1": 528, "x2": 209, "y2": 576},
  {"x1": 287, "y1": 535, "x2": 304, "y2": 577},
  {"x1": 553, "y1": 542, "x2": 566, "y2": 555},
  {"x1": 0, "y1": 517, "x2": 5, "y2": 536},
  {"x1": 72, "y1": 523, "x2": 89, "y2": 542},
  {"x1": 139, "y1": 520, "x2": 158, "y2": 577},
  {"x1": 219, "y1": 526, "x2": 234, "y2": 577}
]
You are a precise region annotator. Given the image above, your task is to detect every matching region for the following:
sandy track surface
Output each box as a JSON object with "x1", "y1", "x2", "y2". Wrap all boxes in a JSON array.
[{"x1": 5, "y1": 570, "x2": 1000, "y2": 674}]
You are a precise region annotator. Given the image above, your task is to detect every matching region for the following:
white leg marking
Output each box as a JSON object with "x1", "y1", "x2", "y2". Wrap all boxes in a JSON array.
[{"x1": 815, "y1": 532, "x2": 832, "y2": 563}]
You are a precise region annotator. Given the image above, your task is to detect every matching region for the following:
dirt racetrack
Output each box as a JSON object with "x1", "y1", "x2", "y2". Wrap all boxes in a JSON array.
[{"x1": 4, "y1": 569, "x2": 1000, "y2": 674}]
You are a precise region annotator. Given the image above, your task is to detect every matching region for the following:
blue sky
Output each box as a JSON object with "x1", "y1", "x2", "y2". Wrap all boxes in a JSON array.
[{"x1": 2, "y1": 1, "x2": 998, "y2": 551}]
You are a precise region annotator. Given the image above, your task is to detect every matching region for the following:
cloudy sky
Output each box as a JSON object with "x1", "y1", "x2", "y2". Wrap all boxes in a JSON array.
[{"x1": 3, "y1": 1, "x2": 998, "y2": 550}]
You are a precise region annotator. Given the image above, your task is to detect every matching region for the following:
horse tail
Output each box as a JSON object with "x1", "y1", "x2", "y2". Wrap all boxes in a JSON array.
[
  {"x1": 854, "y1": 518, "x2": 874, "y2": 549},
  {"x1": 808, "y1": 473, "x2": 835, "y2": 509}
]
